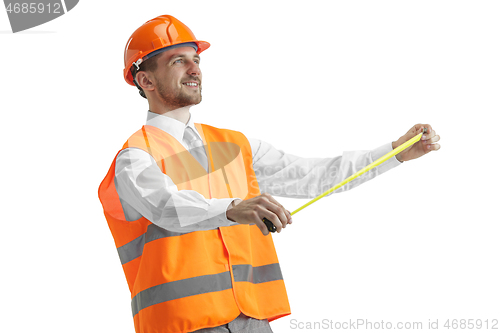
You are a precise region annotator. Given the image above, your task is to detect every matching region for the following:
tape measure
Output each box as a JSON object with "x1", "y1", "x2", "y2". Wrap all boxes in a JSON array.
[{"x1": 263, "y1": 129, "x2": 426, "y2": 233}]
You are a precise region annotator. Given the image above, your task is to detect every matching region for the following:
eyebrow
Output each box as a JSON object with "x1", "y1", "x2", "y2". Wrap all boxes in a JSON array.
[{"x1": 168, "y1": 53, "x2": 200, "y2": 62}]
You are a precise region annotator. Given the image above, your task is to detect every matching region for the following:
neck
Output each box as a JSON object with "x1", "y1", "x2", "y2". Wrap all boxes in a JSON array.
[{"x1": 149, "y1": 105, "x2": 192, "y2": 124}]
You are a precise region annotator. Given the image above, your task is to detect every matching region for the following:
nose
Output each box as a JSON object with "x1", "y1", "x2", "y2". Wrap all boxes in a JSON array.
[{"x1": 187, "y1": 60, "x2": 201, "y2": 77}]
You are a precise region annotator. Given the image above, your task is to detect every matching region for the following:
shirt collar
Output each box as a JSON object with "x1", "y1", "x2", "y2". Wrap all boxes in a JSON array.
[{"x1": 145, "y1": 111, "x2": 201, "y2": 142}]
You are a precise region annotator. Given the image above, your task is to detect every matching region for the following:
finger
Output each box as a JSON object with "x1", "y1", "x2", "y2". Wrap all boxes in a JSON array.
[
  {"x1": 273, "y1": 205, "x2": 289, "y2": 229},
  {"x1": 262, "y1": 212, "x2": 283, "y2": 233},
  {"x1": 253, "y1": 213, "x2": 270, "y2": 235},
  {"x1": 425, "y1": 124, "x2": 433, "y2": 134},
  {"x1": 265, "y1": 204, "x2": 287, "y2": 231},
  {"x1": 422, "y1": 129, "x2": 436, "y2": 141},
  {"x1": 430, "y1": 143, "x2": 441, "y2": 151},
  {"x1": 262, "y1": 194, "x2": 289, "y2": 229},
  {"x1": 420, "y1": 124, "x2": 433, "y2": 137},
  {"x1": 257, "y1": 221, "x2": 270, "y2": 236},
  {"x1": 423, "y1": 142, "x2": 441, "y2": 152},
  {"x1": 416, "y1": 124, "x2": 425, "y2": 133},
  {"x1": 410, "y1": 124, "x2": 428, "y2": 141},
  {"x1": 286, "y1": 210, "x2": 293, "y2": 224},
  {"x1": 256, "y1": 205, "x2": 283, "y2": 233},
  {"x1": 423, "y1": 134, "x2": 440, "y2": 144}
]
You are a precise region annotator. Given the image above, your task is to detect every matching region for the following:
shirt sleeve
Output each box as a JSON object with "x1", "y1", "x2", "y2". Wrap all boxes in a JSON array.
[
  {"x1": 248, "y1": 139, "x2": 402, "y2": 199},
  {"x1": 114, "y1": 147, "x2": 239, "y2": 232}
]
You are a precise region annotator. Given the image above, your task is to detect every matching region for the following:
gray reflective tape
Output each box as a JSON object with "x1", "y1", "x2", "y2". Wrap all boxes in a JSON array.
[
  {"x1": 131, "y1": 271, "x2": 232, "y2": 317},
  {"x1": 117, "y1": 234, "x2": 145, "y2": 265},
  {"x1": 117, "y1": 224, "x2": 192, "y2": 265},
  {"x1": 130, "y1": 263, "x2": 284, "y2": 316},
  {"x1": 144, "y1": 224, "x2": 192, "y2": 243},
  {"x1": 233, "y1": 263, "x2": 283, "y2": 284}
]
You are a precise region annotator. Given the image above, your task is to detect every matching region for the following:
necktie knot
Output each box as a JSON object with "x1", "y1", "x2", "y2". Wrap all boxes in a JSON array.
[{"x1": 184, "y1": 127, "x2": 203, "y2": 148}]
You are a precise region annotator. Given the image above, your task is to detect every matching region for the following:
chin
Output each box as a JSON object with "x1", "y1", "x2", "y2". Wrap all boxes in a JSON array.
[
  {"x1": 171, "y1": 95, "x2": 202, "y2": 109},
  {"x1": 185, "y1": 93, "x2": 202, "y2": 106}
]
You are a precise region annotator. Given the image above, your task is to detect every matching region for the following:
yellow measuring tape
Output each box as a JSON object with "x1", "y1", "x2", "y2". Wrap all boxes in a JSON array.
[{"x1": 290, "y1": 131, "x2": 424, "y2": 216}]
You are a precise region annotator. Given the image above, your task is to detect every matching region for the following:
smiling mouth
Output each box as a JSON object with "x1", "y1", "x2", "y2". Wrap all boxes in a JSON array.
[{"x1": 182, "y1": 82, "x2": 199, "y2": 87}]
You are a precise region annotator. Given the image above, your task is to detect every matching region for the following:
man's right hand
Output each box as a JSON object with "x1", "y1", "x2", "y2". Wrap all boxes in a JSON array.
[{"x1": 226, "y1": 193, "x2": 292, "y2": 235}]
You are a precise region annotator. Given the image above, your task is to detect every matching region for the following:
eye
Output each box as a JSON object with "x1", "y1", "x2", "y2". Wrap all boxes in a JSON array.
[{"x1": 173, "y1": 59, "x2": 183, "y2": 64}]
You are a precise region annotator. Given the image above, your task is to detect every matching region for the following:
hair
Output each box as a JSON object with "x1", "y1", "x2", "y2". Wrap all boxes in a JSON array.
[{"x1": 131, "y1": 56, "x2": 159, "y2": 99}]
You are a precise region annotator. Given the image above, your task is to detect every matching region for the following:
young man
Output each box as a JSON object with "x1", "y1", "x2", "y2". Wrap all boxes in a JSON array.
[{"x1": 98, "y1": 15, "x2": 441, "y2": 333}]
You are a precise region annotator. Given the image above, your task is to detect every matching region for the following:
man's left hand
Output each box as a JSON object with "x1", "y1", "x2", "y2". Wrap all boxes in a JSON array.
[{"x1": 393, "y1": 124, "x2": 441, "y2": 162}]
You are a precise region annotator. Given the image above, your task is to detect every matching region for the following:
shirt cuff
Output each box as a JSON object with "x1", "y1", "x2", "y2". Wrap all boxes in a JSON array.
[
  {"x1": 210, "y1": 198, "x2": 239, "y2": 226},
  {"x1": 371, "y1": 142, "x2": 403, "y2": 168}
]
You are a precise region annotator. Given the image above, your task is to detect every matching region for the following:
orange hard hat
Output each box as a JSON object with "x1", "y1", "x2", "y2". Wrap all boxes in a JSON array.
[{"x1": 123, "y1": 15, "x2": 210, "y2": 86}]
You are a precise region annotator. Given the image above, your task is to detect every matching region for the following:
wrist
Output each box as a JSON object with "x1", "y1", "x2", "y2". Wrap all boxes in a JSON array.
[
  {"x1": 392, "y1": 140, "x2": 404, "y2": 163},
  {"x1": 226, "y1": 199, "x2": 242, "y2": 222}
]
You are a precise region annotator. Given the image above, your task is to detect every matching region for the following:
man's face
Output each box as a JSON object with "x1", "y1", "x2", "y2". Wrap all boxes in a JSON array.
[{"x1": 152, "y1": 46, "x2": 202, "y2": 109}]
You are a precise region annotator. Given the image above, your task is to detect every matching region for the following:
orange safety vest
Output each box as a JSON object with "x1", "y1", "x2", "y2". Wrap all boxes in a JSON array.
[{"x1": 98, "y1": 124, "x2": 290, "y2": 333}]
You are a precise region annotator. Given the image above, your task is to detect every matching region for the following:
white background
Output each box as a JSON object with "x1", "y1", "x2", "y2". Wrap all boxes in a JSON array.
[{"x1": 1, "y1": 1, "x2": 499, "y2": 332}]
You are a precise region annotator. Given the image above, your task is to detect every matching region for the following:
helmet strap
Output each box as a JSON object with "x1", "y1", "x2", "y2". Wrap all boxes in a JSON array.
[{"x1": 132, "y1": 77, "x2": 147, "y2": 99}]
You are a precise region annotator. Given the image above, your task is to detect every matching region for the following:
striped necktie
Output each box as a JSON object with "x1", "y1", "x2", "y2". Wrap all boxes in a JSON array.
[{"x1": 183, "y1": 126, "x2": 209, "y2": 172}]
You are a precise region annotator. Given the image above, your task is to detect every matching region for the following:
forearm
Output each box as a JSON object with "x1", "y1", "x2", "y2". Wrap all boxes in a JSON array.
[
  {"x1": 252, "y1": 140, "x2": 401, "y2": 199},
  {"x1": 115, "y1": 148, "x2": 239, "y2": 232}
]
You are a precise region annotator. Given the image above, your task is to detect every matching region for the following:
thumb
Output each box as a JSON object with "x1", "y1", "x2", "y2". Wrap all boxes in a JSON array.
[
  {"x1": 409, "y1": 125, "x2": 426, "y2": 139},
  {"x1": 399, "y1": 125, "x2": 425, "y2": 146}
]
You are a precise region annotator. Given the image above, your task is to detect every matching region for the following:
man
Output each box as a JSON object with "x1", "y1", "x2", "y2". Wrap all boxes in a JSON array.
[{"x1": 98, "y1": 15, "x2": 441, "y2": 333}]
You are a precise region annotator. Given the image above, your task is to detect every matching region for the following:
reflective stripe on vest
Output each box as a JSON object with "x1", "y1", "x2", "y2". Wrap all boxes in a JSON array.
[
  {"x1": 98, "y1": 124, "x2": 291, "y2": 333},
  {"x1": 117, "y1": 224, "x2": 192, "y2": 265},
  {"x1": 131, "y1": 263, "x2": 283, "y2": 317}
]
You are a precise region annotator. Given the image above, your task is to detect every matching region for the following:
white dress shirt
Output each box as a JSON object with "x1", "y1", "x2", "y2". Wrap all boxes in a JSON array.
[{"x1": 114, "y1": 111, "x2": 401, "y2": 232}]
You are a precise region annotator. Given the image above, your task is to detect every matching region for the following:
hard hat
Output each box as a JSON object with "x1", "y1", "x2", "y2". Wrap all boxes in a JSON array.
[{"x1": 123, "y1": 15, "x2": 210, "y2": 86}]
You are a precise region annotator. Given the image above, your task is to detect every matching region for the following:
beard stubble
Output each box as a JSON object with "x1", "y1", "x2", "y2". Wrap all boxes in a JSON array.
[{"x1": 156, "y1": 76, "x2": 202, "y2": 109}]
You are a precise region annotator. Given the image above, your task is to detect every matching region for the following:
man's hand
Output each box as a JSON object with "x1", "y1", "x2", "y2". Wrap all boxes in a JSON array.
[
  {"x1": 393, "y1": 124, "x2": 441, "y2": 162},
  {"x1": 226, "y1": 193, "x2": 292, "y2": 235}
]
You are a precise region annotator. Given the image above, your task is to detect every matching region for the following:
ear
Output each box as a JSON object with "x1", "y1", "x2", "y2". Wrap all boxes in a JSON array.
[{"x1": 135, "y1": 71, "x2": 155, "y2": 93}]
